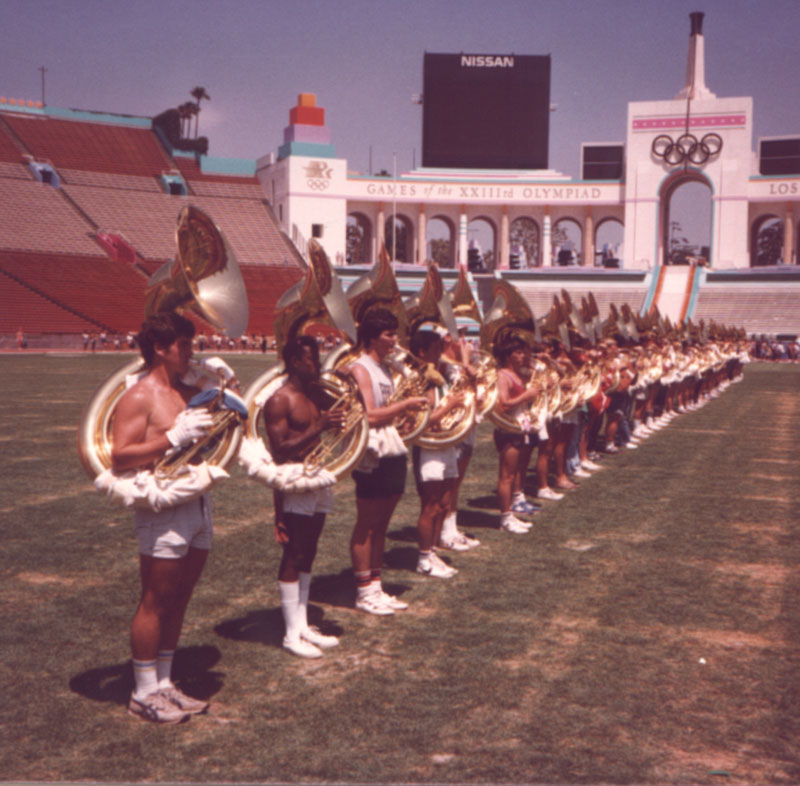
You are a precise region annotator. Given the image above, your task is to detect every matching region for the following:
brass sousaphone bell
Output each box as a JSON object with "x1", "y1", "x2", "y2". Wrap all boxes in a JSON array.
[{"x1": 77, "y1": 205, "x2": 249, "y2": 480}]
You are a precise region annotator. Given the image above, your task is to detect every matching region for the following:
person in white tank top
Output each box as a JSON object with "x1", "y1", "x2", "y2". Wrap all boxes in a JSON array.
[{"x1": 347, "y1": 308, "x2": 427, "y2": 616}]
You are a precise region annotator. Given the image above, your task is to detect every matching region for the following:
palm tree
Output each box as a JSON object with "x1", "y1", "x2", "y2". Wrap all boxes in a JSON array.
[
  {"x1": 190, "y1": 86, "x2": 210, "y2": 138},
  {"x1": 178, "y1": 102, "x2": 195, "y2": 138}
]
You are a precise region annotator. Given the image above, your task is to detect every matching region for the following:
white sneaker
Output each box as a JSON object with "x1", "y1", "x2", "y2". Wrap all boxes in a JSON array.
[
  {"x1": 355, "y1": 592, "x2": 395, "y2": 616},
  {"x1": 417, "y1": 555, "x2": 457, "y2": 578},
  {"x1": 456, "y1": 531, "x2": 481, "y2": 548},
  {"x1": 439, "y1": 534, "x2": 471, "y2": 552},
  {"x1": 431, "y1": 551, "x2": 459, "y2": 575},
  {"x1": 283, "y1": 636, "x2": 323, "y2": 658},
  {"x1": 581, "y1": 459, "x2": 602, "y2": 471},
  {"x1": 625, "y1": 441, "x2": 638, "y2": 449},
  {"x1": 301, "y1": 626, "x2": 339, "y2": 649},
  {"x1": 573, "y1": 468, "x2": 591, "y2": 478},
  {"x1": 501, "y1": 516, "x2": 530, "y2": 534},
  {"x1": 379, "y1": 590, "x2": 409, "y2": 610},
  {"x1": 538, "y1": 487, "x2": 565, "y2": 501}
]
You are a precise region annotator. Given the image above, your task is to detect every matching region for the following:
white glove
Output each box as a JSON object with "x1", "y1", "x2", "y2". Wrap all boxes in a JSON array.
[
  {"x1": 181, "y1": 357, "x2": 236, "y2": 389},
  {"x1": 166, "y1": 408, "x2": 214, "y2": 448},
  {"x1": 197, "y1": 356, "x2": 236, "y2": 382}
]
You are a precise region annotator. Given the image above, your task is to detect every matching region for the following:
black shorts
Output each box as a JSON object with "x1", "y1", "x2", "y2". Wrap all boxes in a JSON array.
[
  {"x1": 493, "y1": 428, "x2": 538, "y2": 451},
  {"x1": 608, "y1": 391, "x2": 629, "y2": 416},
  {"x1": 353, "y1": 454, "x2": 407, "y2": 499}
]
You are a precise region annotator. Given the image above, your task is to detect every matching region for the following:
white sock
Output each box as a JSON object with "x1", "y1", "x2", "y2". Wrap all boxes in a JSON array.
[
  {"x1": 156, "y1": 649, "x2": 174, "y2": 689},
  {"x1": 298, "y1": 572, "x2": 312, "y2": 633},
  {"x1": 512, "y1": 491, "x2": 526, "y2": 504},
  {"x1": 441, "y1": 511, "x2": 458, "y2": 539},
  {"x1": 369, "y1": 577, "x2": 383, "y2": 595},
  {"x1": 132, "y1": 658, "x2": 159, "y2": 700},
  {"x1": 279, "y1": 581, "x2": 302, "y2": 643}
]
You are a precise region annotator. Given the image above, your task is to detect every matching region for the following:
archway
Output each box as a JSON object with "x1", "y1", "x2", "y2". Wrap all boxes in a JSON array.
[
  {"x1": 347, "y1": 213, "x2": 372, "y2": 265},
  {"x1": 509, "y1": 216, "x2": 540, "y2": 268},
  {"x1": 660, "y1": 173, "x2": 712, "y2": 265},
  {"x1": 384, "y1": 214, "x2": 414, "y2": 263},
  {"x1": 595, "y1": 218, "x2": 624, "y2": 268},
  {"x1": 552, "y1": 218, "x2": 583, "y2": 266},
  {"x1": 427, "y1": 216, "x2": 455, "y2": 268},
  {"x1": 750, "y1": 214, "x2": 783, "y2": 267},
  {"x1": 468, "y1": 216, "x2": 496, "y2": 271}
]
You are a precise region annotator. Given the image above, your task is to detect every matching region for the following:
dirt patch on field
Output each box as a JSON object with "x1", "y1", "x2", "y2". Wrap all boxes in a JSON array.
[{"x1": 16, "y1": 571, "x2": 105, "y2": 588}]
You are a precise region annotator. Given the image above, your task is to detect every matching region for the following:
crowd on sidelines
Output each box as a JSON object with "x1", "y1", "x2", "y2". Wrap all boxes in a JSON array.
[
  {"x1": 81, "y1": 222, "x2": 750, "y2": 723},
  {"x1": 750, "y1": 337, "x2": 800, "y2": 361}
]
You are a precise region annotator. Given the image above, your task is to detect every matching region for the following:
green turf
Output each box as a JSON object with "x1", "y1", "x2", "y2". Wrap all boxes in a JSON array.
[{"x1": 0, "y1": 355, "x2": 798, "y2": 783}]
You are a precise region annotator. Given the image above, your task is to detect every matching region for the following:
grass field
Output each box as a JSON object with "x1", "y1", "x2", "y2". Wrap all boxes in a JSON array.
[{"x1": 1, "y1": 355, "x2": 798, "y2": 784}]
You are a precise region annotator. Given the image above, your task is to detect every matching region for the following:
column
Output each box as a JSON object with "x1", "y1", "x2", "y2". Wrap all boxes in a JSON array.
[
  {"x1": 583, "y1": 206, "x2": 594, "y2": 267},
  {"x1": 784, "y1": 202, "x2": 795, "y2": 266},
  {"x1": 418, "y1": 205, "x2": 427, "y2": 264},
  {"x1": 542, "y1": 207, "x2": 552, "y2": 267},
  {"x1": 376, "y1": 202, "x2": 385, "y2": 261},
  {"x1": 458, "y1": 206, "x2": 468, "y2": 269},
  {"x1": 499, "y1": 206, "x2": 510, "y2": 269}
]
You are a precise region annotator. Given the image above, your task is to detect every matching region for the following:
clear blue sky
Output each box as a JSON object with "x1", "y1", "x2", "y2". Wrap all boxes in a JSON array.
[{"x1": 4, "y1": 0, "x2": 799, "y2": 181}]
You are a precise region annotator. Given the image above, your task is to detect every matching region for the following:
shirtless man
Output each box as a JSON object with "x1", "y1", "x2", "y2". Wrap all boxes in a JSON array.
[
  {"x1": 348, "y1": 308, "x2": 427, "y2": 614},
  {"x1": 112, "y1": 311, "x2": 216, "y2": 724},
  {"x1": 263, "y1": 335, "x2": 345, "y2": 658}
]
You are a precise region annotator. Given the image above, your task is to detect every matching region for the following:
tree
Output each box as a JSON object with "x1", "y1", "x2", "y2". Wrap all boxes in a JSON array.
[
  {"x1": 510, "y1": 217, "x2": 540, "y2": 267},
  {"x1": 669, "y1": 220, "x2": 690, "y2": 264},
  {"x1": 178, "y1": 102, "x2": 196, "y2": 138},
  {"x1": 190, "y1": 86, "x2": 210, "y2": 138},
  {"x1": 756, "y1": 220, "x2": 783, "y2": 266},
  {"x1": 429, "y1": 237, "x2": 451, "y2": 268},
  {"x1": 385, "y1": 218, "x2": 408, "y2": 262},
  {"x1": 346, "y1": 220, "x2": 365, "y2": 265}
]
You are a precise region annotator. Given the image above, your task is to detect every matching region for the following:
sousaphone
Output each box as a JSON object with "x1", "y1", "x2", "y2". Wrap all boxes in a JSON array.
[
  {"x1": 324, "y1": 246, "x2": 432, "y2": 444},
  {"x1": 77, "y1": 205, "x2": 249, "y2": 480},
  {"x1": 410, "y1": 263, "x2": 478, "y2": 450}
]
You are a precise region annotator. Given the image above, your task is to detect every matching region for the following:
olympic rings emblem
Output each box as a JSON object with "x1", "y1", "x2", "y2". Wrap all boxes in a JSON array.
[
  {"x1": 307, "y1": 178, "x2": 330, "y2": 191},
  {"x1": 651, "y1": 132, "x2": 722, "y2": 166}
]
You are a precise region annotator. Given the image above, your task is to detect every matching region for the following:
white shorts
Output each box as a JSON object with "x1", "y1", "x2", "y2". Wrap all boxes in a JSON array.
[
  {"x1": 282, "y1": 486, "x2": 334, "y2": 517},
  {"x1": 418, "y1": 446, "x2": 459, "y2": 482},
  {"x1": 134, "y1": 494, "x2": 212, "y2": 559}
]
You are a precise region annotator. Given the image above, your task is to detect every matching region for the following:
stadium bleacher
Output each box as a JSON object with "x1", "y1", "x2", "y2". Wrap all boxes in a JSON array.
[
  {"x1": 0, "y1": 105, "x2": 306, "y2": 345},
  {"x1": 0, "y1": 178, "x2": 103, "y2": 256},
  {"x1": 694, "y1": 284, "x2": 800, "y2": 336},
  {"x1": 0, "y1": 102, "x2": 797, "y2": 347},
  {"x1": 0, "y1": 268, "x2": 98, "y2": 334},
  {"x1": 2, "y1": 113, "x2": 172, "y2": 176}
]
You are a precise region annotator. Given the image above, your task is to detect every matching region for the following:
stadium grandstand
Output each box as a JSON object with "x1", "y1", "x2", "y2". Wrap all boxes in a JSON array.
[
  {"x1": 1, "y1": 80, "x2": 799, "y2": 349},
  {"x1": 0, "y1": 102, "x2": 305, "y2": 348}
]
